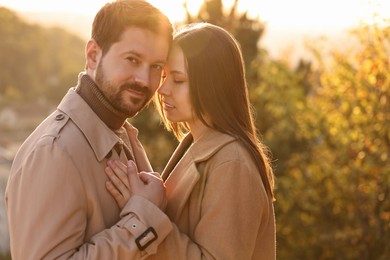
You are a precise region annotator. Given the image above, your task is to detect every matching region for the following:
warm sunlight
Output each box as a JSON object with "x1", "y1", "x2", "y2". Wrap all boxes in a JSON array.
[
  {"x1": 149, "y1": 0, "x2": 204, "y2": 23},
  {"x1": 1, "y1": 1, "x2": 390, "y2": 259},
  {"x1": 1, "y1": 0, "x2": 389, "y2": 28},
  {"x1": 1, "y1": 0, "x2": 388, "y2": 60}
]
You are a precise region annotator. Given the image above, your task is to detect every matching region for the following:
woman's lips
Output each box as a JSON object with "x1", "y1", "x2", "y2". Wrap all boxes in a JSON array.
[{"x1": 163, "y1": 101, "x2": 175, "y2": 110}]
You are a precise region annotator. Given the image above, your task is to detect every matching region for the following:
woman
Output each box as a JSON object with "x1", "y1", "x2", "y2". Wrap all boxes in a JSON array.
[{"x1": 105, "y1": 23, "x2": 276, "y2": 259}]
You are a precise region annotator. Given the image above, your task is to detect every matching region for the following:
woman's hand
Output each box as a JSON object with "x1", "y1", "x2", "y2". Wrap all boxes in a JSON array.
[
  {"x1": 105, "y1": 160, "x2": 131, "y2": 209},
  {"x1": 105, "y1": 160, "x2": 167, "y2": 211}
]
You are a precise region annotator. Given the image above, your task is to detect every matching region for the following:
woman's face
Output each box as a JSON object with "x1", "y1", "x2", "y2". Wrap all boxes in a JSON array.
[{"x1": 158, "y1": 45, "x2": 194, "y2": 124}]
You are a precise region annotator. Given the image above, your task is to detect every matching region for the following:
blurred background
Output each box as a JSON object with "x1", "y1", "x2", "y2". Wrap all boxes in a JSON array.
[{"x1": 0, "y1": 0, "x2": 389, "y2": 259}]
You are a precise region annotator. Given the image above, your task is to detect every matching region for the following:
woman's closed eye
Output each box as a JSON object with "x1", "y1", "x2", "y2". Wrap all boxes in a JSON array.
[{"x1": 173, "y1": 76, "x2": 187, "y2": 84}]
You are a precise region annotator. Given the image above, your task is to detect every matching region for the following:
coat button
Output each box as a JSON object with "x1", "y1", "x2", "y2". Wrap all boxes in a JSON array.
[{"x1": 55, "y1": 114, "x2": 65, "y2": 121}]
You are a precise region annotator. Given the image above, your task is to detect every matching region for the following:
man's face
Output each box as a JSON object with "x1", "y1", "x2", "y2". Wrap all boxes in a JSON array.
[{"x1": 94, "y1": 27, "x2": 170, "y2": 118}]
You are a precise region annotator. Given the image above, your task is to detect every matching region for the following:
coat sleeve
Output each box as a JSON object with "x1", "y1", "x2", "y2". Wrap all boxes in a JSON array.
[
  {"x1": 150, "y1": 159, "x2": 271, "y2": 260},
  {"x1": 5, "y1": 141, "x2": 172, "y2": 260}
]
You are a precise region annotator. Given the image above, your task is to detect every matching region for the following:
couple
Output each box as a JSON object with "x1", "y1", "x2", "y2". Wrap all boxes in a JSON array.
[{"x1": 5, "y1": 0, "x2": 275, "y2": 259}]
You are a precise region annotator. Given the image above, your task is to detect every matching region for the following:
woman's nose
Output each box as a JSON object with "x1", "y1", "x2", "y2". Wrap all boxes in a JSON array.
[{"x1": 158, "y1": 80, "x2": 170, "y2": 96}]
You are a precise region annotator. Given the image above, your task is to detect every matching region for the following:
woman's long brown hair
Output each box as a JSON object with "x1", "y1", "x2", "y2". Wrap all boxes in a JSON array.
[{"x1": 155, "y1": 23, "x2": 275, "y2": 200}]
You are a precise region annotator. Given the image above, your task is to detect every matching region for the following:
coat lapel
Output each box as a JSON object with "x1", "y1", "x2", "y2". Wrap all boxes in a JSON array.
[
  {"x1": 162, "y1": 134, "x2": 197, "y2": 220},
  {"x1": 161, "y1": 134, "x2": 193, "y2": 181},
  {"x1": 162, "y1": 129, "x2": 236, "y2": 221},
  {"x1": 165, "y1": 157, "x2": 200, "y2": 221},
  {"x1": 124, "y1": 122, "x2": 153, "y2": 172}
]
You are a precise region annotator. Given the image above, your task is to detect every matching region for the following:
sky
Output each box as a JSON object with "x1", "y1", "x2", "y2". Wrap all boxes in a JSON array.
[{"x1": 1, "y1": 0, "x2": 389, "y2": 59}]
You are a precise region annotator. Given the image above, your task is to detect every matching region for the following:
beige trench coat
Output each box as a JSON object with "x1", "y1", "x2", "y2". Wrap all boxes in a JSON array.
[
  {"x1": 5, "y1": 88, "x2": 172, "y2": 259},
  {"x1": 149, "y1": 129, "x2": 276, "y2": 260}
]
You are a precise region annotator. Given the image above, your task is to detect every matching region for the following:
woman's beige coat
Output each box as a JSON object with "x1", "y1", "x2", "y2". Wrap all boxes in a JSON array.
[{"x1": 149, "y1": 128, "x2": 276, "y2": 260}]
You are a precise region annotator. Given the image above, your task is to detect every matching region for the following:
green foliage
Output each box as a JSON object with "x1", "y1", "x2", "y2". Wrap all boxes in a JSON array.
[
  {"x1": 273, "y1": 22, "x2": 390, "y2": 259},
  {"x1": 0, "y1": 7, "x2": 85, "y2": 103},
  {"x1": 1, "y1": 2, "x2": 389, "y2": 259}
]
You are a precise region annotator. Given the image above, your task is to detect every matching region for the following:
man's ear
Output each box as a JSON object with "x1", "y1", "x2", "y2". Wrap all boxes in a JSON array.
[{"x1": 85, "y1": 39, "x2": 102, "y2": 70}]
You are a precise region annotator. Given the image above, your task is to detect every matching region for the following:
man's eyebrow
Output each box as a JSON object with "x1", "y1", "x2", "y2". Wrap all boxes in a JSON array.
[
  {"x1": 154, "y1": 60, "x2": 167, "y2": 65},
  {"x1": 124, "y1": 50, "x2": 142, "y2": 58},
  {"x1": 124, "y1": 50, "x2": 166, "y2": 64}
]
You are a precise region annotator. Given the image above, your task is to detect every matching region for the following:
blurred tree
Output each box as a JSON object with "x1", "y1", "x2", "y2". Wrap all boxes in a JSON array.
[
  {"x1": 182, "y1": 0, "x2": 264, "y2": 70},
  {"x1": 39, "y1": 27, "x2": 86, "y2": 101},
  {"x1": 2, "y1": 3, "x2": 389, "y2": 259},
  {"x1": 0, "y1": 7, "x2": 41, "y2": 99},
  {"x1": 274, "y1": 21, "x2": 390, "y2": 259},
  {"x1": 251, "y1": 53, "x2": 315, "y2": 168},
  {"x1": 0, "y1": 7, "x2": 85, "y2": 103}
]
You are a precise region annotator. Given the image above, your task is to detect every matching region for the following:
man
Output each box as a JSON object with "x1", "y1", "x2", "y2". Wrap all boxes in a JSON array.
[{"x1": 5, "y1": 1, "x2": 173, "y2": 258}]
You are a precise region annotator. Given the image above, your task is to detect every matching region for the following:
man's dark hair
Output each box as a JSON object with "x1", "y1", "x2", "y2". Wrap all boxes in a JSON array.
[{"x1": 92, "y1": 0, "x2": 173, "y2": 54}]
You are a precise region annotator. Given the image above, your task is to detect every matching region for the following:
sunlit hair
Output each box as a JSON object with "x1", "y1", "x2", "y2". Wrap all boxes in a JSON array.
[
  {"x1": 91, "y1": 0, "x2": 173, "y2": 55},
  {"x1": 155, "y1": 23, "x2": 275, "y2": 200}
]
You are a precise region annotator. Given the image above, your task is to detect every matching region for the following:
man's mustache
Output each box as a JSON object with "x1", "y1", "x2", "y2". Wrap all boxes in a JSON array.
[{"x1": 121, "y1": 82, "x2": 150, "y2": 96}]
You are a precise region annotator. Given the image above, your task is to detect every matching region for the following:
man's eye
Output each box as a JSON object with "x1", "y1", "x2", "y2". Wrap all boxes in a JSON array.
[
  {"x1": 127, "y1": 57, "x2": 139, "y2": 64},
  {"x1": 152, "y1": 64, "x2": 163, "y2": 71}
]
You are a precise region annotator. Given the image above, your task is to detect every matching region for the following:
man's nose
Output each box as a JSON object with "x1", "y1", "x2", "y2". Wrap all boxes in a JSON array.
[{"x1": 133, "y1": 66, "x2": 150, "y2": 87}]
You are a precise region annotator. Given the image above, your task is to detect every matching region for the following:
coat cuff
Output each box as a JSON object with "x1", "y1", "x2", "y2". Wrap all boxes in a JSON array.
[{"x1": 117, "y1": 195, "x2": 172, "y2": 255}]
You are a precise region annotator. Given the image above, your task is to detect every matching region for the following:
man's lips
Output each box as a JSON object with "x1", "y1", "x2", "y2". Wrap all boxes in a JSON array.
[
  {"x1": 121, "y1": 83, "x2": 149, "y2": 99},
  {"x1": 125, "y1": 88, "x2": 146, "y2": 98}
]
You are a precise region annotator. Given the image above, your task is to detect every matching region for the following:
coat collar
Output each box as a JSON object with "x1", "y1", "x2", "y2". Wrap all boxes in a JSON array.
[
  {"x1": 189, "y1": 128, "x2": 236, "y2": 162},
  {"x1": 162, "y1": 128, "x2": 236, "y2": 220},
  {"x1": 162, "y1": 128, "x2": 236, "y2": 180},
  {"x1": 57, "y1": 88, "x2": 140, "y2": 163}
]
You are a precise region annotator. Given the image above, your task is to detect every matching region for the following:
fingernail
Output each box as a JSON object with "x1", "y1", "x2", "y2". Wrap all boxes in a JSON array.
[{"x1": 128, "y1": 160, "x2": 134, "y2": 169}]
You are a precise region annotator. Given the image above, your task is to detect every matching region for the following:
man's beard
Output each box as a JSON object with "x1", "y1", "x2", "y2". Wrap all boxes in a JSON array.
[{"x1": 95, "y1": 63, "x2": 153, "y2": 118}]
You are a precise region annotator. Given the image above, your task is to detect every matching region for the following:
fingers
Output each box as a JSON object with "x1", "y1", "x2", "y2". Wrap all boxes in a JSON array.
[
  {"x1": 138, "y1": 172, "x2": 151, "y2": 184},
  {"x1": 146, "y1": 171, "x2": 161, "y2": 178},
  {"x1": 105, "y1": 160, "x2": 166, "y2": 210},
  {"x1": 138, "y1": 172, "x2": 162, "y2": 184},
  {"x1": 105, "y1": 166, "x2": 129, "y2": 195},
  {"x1": 108, "y1": 160, "x2": 130, "y2": 189},
  {"x1": 105, "y1": 180, "x2": 126, "y2": 209},
  {"x1": 137, "y1": 172, "x2": 166, "y2": 210},
  {"x1": 127, "y1": 160, "x2": 141, "y2": 185},
  {"x1": 115, "y1": 160, "x2": 128, "y2": 175},
  {"x1": 105, "y1": 161, "x2": 132, "y2": 211}
]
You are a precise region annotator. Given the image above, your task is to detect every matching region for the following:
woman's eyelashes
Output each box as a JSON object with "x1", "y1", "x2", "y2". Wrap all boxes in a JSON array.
[{"x1": 174, "y1": 79, "x2": 185, "y2": 84}]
